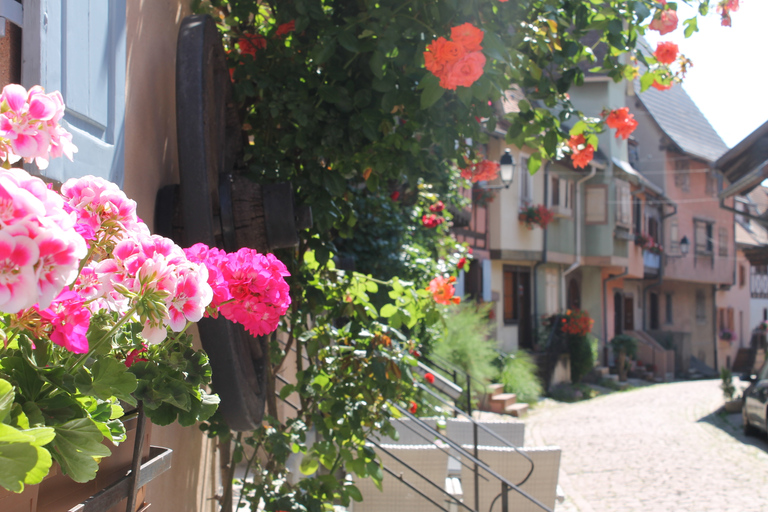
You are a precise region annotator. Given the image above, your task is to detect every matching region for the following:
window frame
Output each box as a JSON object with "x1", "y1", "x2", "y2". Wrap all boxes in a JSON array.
[
  {"x1": 615, "y1": 180, "x2": 632, "y2": 228},
  {"x1": 585, "y1": 184, "x2": 608, "y2": 224}
]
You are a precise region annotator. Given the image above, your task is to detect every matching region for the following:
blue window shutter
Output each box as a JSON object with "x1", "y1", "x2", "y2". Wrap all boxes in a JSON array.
[{"x1": 30, "y1": 0, "x2": 126, "y2": 186}]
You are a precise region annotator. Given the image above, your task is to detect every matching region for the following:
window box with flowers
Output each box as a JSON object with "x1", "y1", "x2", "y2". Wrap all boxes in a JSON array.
[
  {"x1": 0, "y1": 84, "x2": 292, "y2": 504},
  {"x1": 719, "y1": 329, "x2": 736, "y2": 343},
  {"x1": 518, "y1": 204, "x2": 555, "y2": 230}
]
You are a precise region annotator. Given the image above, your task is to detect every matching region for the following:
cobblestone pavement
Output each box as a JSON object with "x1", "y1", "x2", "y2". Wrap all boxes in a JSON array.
[{"x1": 524, "y1": 379, "x2": 768, "y2": 512}]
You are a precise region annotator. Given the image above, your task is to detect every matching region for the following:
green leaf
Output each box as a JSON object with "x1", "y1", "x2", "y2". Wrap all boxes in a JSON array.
[
  {"x1": 683, "y1": 17, "x2": 698, "y2": 38},
  {"x1": 0, "y1": 378, "x2": 13, "y2": 423},
  {"x1": 51, "y1": 418, "x2": 111, "y2": 483},
  {"x1": 299, "y1": 455, "x2": 319, "y2": 475},
  {"x1": 528, "y1": 152, "x2": 542, "y2": 173},
  {"x1": 420, "y1": 74, "x2": 445, "y2": 109},
  {"x1": 569, "y1": 121, "x2": 587, "y2": 136},
  {"x1": 75, "y1": 357, "x2": 138, "y2": 406},
  {"x1": 346, "y1": 484, "x2": 363, "y2": 502},
  {"x1": 0, "y1": 442, "x2": 52, "y2": 492},
  {"x1": 338, "y1": 31, "x2": 360, "y2": 53},
  {"x1": 379, "y1": 304, "x2": 398, "y2": 318},
  {"x1": 639, "y1": 72, "x2": 655, "y2": 92}
]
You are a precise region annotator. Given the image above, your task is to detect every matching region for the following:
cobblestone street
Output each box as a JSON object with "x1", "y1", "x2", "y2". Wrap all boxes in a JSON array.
[{"x1": 524, "y1": 380, "x2": 768, "y2": 512}]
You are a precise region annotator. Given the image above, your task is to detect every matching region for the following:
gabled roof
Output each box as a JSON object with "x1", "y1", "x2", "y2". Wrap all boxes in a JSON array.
[
  {"x1": 634, "y1": 81, "x2": 729, "y2": 163},
  {"x1": 716, "y1": 120, "x2": 768, "y2": 198}
]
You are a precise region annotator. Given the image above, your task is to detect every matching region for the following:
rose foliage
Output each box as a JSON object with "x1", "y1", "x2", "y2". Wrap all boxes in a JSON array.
[{"x1": 192, "y1": 0, "x2": 735, "y2": 510}]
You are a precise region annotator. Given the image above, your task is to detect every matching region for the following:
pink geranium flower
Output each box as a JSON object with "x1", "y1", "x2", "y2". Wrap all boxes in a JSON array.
[{"x1": 38, "y1": 290, "x2": 90, "y2": 354}]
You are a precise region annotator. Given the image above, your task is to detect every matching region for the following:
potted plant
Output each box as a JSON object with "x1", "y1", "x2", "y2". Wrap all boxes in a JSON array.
[
  {"x1": 610, "y1": 334, "x2": 638, "y2": 382},
  {"x1": 720, "y1": 367, "x2": 742, "y2": 413},
  {"x1": 0, "y1": 84, "x2": 292, "y2": 502},
  {"x1": 518, "y1": 204, "x2": 555, "y2": 230}
]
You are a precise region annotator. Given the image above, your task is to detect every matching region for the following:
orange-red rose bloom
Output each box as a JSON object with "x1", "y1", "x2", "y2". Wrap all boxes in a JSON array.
[
  {"x1": 461, "y1": 159, "x2": 500, "y2": 183},
  {"x1": 424, "y1": 37, "x2": 464, "y2": 77},
  {"x1": 440, "y1": 52, "x2": 486, "y2": 90},
  {"x1": 427, "y1": 276, "x2": 460, "y2": 305},
  {"x1": 652, "y1": 80, "x2": 672, "y2": 91},
  {"x1": 654, "y1": 41, "x2": 678, "y2": 65},
  {"x1": 451, "y1": 23, "x2": 484, "y2": 52},
  {"x1": 605, "y1": 107, "x2": 638, "y2": 140},
  {"x1": 649, "y1": 9, "x2": 678, "y2": 35},
  {"x1": 239, "y1": 33, "x2": 267, "y2": 57},
  {"x1": 567, "y1": 134, "x2": 594, "y2": 169}
]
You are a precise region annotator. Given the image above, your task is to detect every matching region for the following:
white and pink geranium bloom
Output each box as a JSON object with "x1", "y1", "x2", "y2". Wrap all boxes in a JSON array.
[
  {"x1": 0, "y1": 83, "x2": 292, "y2": 355},
  {"x1": 0, "y1": 84, "x2": 77, "y2": 169}
]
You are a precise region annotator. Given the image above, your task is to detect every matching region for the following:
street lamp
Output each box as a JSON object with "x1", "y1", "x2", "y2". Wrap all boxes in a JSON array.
[
  {"x1": 499, "y1": 149, "x2": 515, "y2": 188},
  {"x1": 680, "y1": 236, "x2": 690, "y2": 256}
]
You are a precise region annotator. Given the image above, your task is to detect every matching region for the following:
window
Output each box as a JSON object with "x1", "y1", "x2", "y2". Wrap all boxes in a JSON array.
[
  {"x1": 674, "y1": 159, "x2": 690, "y2": 192},
  {"x1": 550, "y1": 175, "x2": 573, "y2": 217},
  {"x1": 615, "y1": 180, "x2": 631, "y2": 227},
  {"x1": 551, "y1": 176, "x2": 560, "y2": 206},
  {"x1": 633, "y1": 198, "x2": 642, "y2": 234},
  {"x1": 669, "y1": 220, "x2": 679, "y2": 253},
  {"x1": 648, "y1": 217, "x2": 659, "y2": 243},
  {"x1": 694, "y1": 220, "x2": 713, "y2": 255},
  {"x1": 739, "y1": 264, "x2": 746, "y2": 288},
  {"x1": 718, "y1": 227, "x2": 728, "y2": 257},
  {"x1": 665, "y1": 293, "x2": 673, "y2": 324},
  {"x1": 585, "y1": 185, "x2": 607, "y2": 224},
  {"x1": 695, "y1": 290, "x2": 706, "y2": 324},
  {"x1": 706, "y1": 170, "x2": 719, "y2": 197},
  {"x1": 519, "y1": 157, "x2": 532, "y2": 206}
]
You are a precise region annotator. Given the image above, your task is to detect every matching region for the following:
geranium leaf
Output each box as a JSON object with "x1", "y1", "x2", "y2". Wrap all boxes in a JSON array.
[
  {"x1": 0, "y1": 378, "x2": 13, "y2": 423},
  {"x1": 76, "y1": 357, "x2": 138, "y2": 406},
  {"x1": 0, "y1": 442, "x2": 52, "y2": 492},
  {"x1": 51, "y1": 418, "x2": 111, "y2": 483}
]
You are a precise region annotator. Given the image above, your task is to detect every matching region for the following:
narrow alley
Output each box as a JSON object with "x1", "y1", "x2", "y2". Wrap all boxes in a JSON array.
[{"x1": 525, "y1": 380, "x2": 768, "y2": 512}]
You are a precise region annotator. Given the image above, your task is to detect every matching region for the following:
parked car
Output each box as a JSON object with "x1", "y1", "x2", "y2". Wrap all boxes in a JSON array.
[{"x1": 742, "y1": 362, "x2": 768, "y2": 436}]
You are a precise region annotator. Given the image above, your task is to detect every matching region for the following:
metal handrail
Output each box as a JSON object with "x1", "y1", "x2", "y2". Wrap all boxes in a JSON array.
[
  {"x1": 415, "y1": 383, "x2": 535, "y2": 487},
  {"x1": 391, "y1": 403, "x2": 551, "y2": 512}
]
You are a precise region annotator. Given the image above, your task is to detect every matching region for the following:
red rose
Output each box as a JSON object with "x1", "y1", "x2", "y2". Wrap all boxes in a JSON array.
[
  {"x1": 440, "y1": 51, "x2": 486, "y2": 90},
  {"x1": 652, "y1": 80, "x2": 672, "y2": 91},
  {"x1": 238, "y1": 33, "x2": 267, "y2": 57},
  {"x1": 409, "y1": 401, "x2": 418, "y2": 414},
  {"x1": 275, "y1": 20, "x2": 296, "y2": 37},
  {"x1": 605, "y1": 107, "x2": 638, "y2": 140},
  {"x1": 429, "y1": 201, "x2": 445, "y2": 213},
  {"x1": 567, "y1": 134, "x2": 594, "y2": 169},
  {"x1": 451, "y1": 23, "x2": 484, "y2": 52},
  {"x1": 457, "y1": 257, "x2": 467, "y2": 270},
  {"x1": 390, "y1": 191, "x2": 400, "y2": 201},
  {"x1": 653, "y1": 41, "x2": 678, "y2": 65},
  {"x1": 649, "y1": 8, "x2": 678, "y2": 35},
  {"x1": 424, "y1": 373, "x2": 435, "y2": 384}
]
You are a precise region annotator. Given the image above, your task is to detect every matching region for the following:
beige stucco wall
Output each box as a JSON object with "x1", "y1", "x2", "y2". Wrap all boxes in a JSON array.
[{"x1": 125, "y1": 2, "x2": 220, "y2": 511}]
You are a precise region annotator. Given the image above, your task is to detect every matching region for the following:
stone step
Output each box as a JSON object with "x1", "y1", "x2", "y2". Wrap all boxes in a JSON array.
[
  {"x1": 488, "y1": 393, "x2": 517, "y2": 414},
  {"x1": 505, "y1": 403, "x2": 528, "y2": 417},
  {"x1": 487, "y1": 383, "x2": 505, "y2": 397},
  {"x1": 595, "y1": 366, "x2": 610, "y2": 377},
  {"x1": 602, "y1": 374, "x2": 620, "y2": 383}
]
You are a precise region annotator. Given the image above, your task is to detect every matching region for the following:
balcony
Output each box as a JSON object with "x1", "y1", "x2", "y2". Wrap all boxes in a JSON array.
[{"x1": 643, "y1": 250, "x2": 660, "y2": 278}]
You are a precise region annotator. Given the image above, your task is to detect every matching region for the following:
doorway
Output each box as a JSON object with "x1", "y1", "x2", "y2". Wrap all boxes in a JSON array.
[
  {"x1": 614, "y1": 292, "x2": 623, "y2": 336},
  {"x1": 624, "y1": 296, "x2": 634, "y2": 331},
  {"x1": 649, "y1": 292, "x2": 660, "y2": 330}
]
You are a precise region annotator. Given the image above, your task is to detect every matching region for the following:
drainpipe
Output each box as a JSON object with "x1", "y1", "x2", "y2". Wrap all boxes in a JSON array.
[
  {"x1": 562, "y1": 164, "x2": 598, "y2": 308},
  {"x1": 603, "y1": 267, "x2": 629, "y2": 366},
  {"x1": 532, "y1": 162, "x2": 551, "y2": 325},
  {"x1": 713, "y1": 284, "x2": 719, "y2": 372}
]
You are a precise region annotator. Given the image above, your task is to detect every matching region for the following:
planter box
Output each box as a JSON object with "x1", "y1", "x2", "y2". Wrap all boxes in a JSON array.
[
  {"x1": 724, "y1": 399, "x2": 742, "y2": 413},
  {"x1": 37, "y1": 414, "x2": 152, "y2": 512},
  {"x1": 0, "y1": 482, "x2": 40, "y2": 512}
]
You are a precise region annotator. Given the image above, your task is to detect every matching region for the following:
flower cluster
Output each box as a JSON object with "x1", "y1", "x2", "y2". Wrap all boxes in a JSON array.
[
  {"x1": 424, "y1": 23, "x2": 486, "y2": 90},
  {"x1": 567, "y1": 134, "x2": 594, "y2": 169},
  {"x1": 0, "y1": 167, "x2": 292, "y2": 352},
  {"x1": 185, "y1": 244, "x2": 291, "y2": 337},
  {"x1": 0, "y1": 84, "x2": 77, "y2": 170},
  {"x1": 636, "y1": 233, "x2": 663, "y2": 254},
  {"x1": 461, "y1": 159, "x2": 500, "y2": 183},
  {"x1": 648, "y1": 0, "x2": 678, "y2": 35},
  {"x1": 560, "y1": 309, "x2": 594, "y2": 337},
  {"x1": 518, "y1": 204, "x2": 555, "y2": 230},
  {"x1": 427, "y1": 275, "x2": 460, "y2": 305},
  {"x1": 604, "y1": 108, "x2": 638, "y2": 140},
  {"x1": 422, "y1": 213, "x2": 444, "y2": 228},
  {"x1": 718, "y1": 0, "x2": 739, "y2": 26}
]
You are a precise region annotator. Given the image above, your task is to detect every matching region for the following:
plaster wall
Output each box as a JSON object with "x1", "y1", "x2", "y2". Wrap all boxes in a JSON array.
[
  {"x1": 716, "y1": 249, "x2": 752, "y2": 369},
  {"x1": 125, "y1": 2, "x2": 220, "y2": 511},
  {"x1": 570, "y1": 79, "x2": 629, "y2": 162},
  {"x1": 545, "y1": 165, "x2": 578, "y2": 256},
  {"x1": 487, "y1": 137, "x2": 545, "y2": 254},
  {"x1": 750, "y1": 298, "x2": 768, "y2": 334}
]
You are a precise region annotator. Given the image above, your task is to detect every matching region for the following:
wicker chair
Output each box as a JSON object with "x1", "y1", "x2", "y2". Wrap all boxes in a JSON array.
[
  {"x1": 353, "y1": 443, "x2": 457, "y2": 512},
  {"x1": 445, "y1": 418, "x2": 525, "y2": 447},
  {"x1": 459, "y1": 445, "x2": 561, "y2": 512}
]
